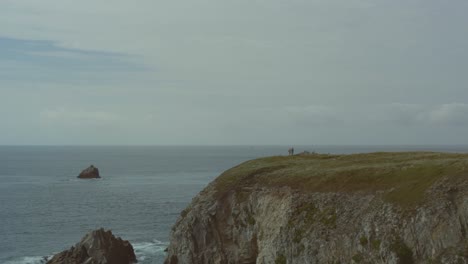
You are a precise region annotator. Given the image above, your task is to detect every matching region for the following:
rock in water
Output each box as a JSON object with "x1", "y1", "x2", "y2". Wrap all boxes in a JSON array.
[
  {"x1": 78, "y1": 165, "x2": 100, "y2": 179},
  {"x1": 47, "y1": 228, "x2": 137, "y2": 264}
]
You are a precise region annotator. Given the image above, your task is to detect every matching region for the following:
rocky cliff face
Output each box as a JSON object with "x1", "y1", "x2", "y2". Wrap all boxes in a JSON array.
[{"x1": 165, "y1": 152, "x2": 468, "y2": 264}]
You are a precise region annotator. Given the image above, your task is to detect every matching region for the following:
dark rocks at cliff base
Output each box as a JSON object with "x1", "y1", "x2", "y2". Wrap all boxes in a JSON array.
[
  {"x1": 78, "y1": 165, "x2": 100, "y2": 179},
  {"x1": 47, "y1": 228, "x2": 137, "y2": 264}
]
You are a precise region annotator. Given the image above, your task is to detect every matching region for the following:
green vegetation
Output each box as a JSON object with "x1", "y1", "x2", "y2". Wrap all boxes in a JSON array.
[
  {"x1": 235, "y1": 190, "x2": 250, "y2": 204},
  {"x1": 371, "y1": 239, "x2": 381, "y2": 251},
  {"x1": 288, "y1": 203, "x2": 318, "y2": 228},
  {"x1": 352, "y1": 253, "x2": 364, "y2": 263},
  {"x1": 213, "y1": 152, "x2": 468, "y2": 207},
  {"x1": 360, "y1": 236, "x2": 368, "y2": 246},
  {"x1": 292, "y1": 228, "x2": 304, "y2": 243},
  {"x1": 288, "y1": 203, "x2": 336, "y2": 242},
  {"x1": 319, "y1": 207, "x2": 337, "y2": 228},
  {"x1": 275, "y1": 254, "x2": 287, "y2": 264},
  {"x1": 180, "y1": 208, "x2": 190, "y2": 218},
  {"x1": 246, "y1": 213, "x2": 256, "y2": 225},
  {"x1": 390, "y1": 238, "x2": 414, "y2": 264}
]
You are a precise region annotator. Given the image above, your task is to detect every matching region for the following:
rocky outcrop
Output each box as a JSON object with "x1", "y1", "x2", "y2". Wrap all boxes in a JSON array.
[
  {"x1": 78, "y1": 165, "x2": 100, "y2": 179},
  {"x1": 47, "y1": 228, "x2": 136, "y2": 264},
  {"x1": 165, "y1": 152, "x2": 468, "y2": 264}
]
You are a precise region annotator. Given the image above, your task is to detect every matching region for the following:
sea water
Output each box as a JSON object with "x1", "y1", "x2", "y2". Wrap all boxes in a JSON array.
[{"x1": 1, "y1": 145, "x2": 467, "y2": 264}]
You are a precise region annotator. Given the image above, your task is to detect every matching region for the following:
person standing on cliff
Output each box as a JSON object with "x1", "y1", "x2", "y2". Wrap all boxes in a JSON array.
[{"x1": 288, "y1": 147, "x2": 294, "y2": 156}]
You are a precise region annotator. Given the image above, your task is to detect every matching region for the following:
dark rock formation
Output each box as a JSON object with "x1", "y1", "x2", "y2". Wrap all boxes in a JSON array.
[
  {"x1": 47, "y1": 228, "x2": 136, "y2": 264},
  {"x1": 78, "y1": 165, "x2": 100, "y2": 179}
]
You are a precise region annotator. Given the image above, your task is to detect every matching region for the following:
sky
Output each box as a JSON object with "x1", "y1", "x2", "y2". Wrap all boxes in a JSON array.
[{"x1": 1, "y1": 0, "x2": 468, "y2": 145}]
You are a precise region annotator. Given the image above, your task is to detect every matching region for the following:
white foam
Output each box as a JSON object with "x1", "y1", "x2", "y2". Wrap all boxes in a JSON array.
[
  {"x1": 5, "y1": 240, "x2": 168, "y2": 264},
  {"x1": 4, "y1": 255, "x2": 52, "y2": 264},
  {"x1": 133, "y1": 239, "x2": 169, "y2": 261}
]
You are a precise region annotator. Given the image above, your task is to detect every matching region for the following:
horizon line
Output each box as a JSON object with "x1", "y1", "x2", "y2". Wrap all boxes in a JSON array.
[{"x1": 1, "y1": 144, "x2": 468, "y2": 147}]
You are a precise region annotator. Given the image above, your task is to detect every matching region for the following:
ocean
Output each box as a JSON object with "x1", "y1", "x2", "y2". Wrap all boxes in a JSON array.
[{"x1": 1, "y1": 145, "x2": 468, "y2": 264}]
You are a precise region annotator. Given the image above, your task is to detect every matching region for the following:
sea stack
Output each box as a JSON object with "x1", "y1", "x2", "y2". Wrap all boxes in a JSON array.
[
  {"x1": 47, "y1": 228, "x2": 137, "y2": 264},
  {"x1": 78, "y1": 165, "x2": 100, "y2": 179}
]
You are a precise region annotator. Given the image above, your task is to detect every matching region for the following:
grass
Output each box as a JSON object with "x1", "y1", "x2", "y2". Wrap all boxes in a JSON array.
[
  {"x1": 213, "y1": 152, "x2": 468, "y2": 207},
  {"x1": 352, "y1": 253, "x2": 364, "y2": 263},
  {"x1": 288, "y1": 203, "x2": 318, "y2": 227},
  {"x1": 275, "y1": 254, "x2": 287, "y2": 264},
  {"x1": 360, "y1": 236, "x2": 368, "y2": 246},
  {"x1": 371, "y1": 239, "x2": 381, "y2": 251},
  {"x1": 390, "y1": 238, "x2": 414, "y2": 264},
  {"x1": 292, "y1": 228, "x2": 304, "y2": 243},
  {"x1": 318, "y1": 207, "x2": 337, "y2": 228}
]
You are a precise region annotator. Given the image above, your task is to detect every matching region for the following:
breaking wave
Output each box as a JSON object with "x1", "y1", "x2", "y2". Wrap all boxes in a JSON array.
[
  {"x1": 133, "y1": 239, "x2": 169, "y2": 261},
  {"x1": 5, "y1": 239, "x2": 168, "y2": 264},
  {"x1": 3, "y1": 255, "x2": 52, "y2": 264}
]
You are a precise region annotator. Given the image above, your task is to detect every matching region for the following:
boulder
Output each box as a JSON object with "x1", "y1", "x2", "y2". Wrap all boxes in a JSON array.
[
  {"x1": 47, "y1": 228, "x2": 137, "y2": 264},
  {"x1": 78, "y1": 165, "x2": 100, "y2": 179}
]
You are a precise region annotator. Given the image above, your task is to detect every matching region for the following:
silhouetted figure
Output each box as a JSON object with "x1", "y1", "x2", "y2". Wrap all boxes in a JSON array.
[{"x1": 288, "y1": 147, "x2": 295, "y2": 156}]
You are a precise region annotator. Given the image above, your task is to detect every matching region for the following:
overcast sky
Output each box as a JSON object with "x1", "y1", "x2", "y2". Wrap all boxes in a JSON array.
[{"x1": 1, "y1": 0, "x2": 468, "y2": 145}]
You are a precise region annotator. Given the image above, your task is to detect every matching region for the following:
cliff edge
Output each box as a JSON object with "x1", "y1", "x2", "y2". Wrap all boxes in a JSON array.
[{"x1": 165, "y1": 152, "x2": 468, "y2": 264}]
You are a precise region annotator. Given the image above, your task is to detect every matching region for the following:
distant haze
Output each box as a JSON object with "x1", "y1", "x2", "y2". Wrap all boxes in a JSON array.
[{"x1": 1, "y1": 0, "x2": 468, "y2": 145}]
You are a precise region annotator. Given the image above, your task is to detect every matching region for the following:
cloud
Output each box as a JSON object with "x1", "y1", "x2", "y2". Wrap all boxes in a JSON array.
[
  {"x1": 378, "y1": 103, "x2": 426, "y2": 125},
  {"x1": 375, "y1": 103, "x2": 468, "y2": 127},
  {"x1": 40, "y1": 108, "x2": 122, "y2": 126},
  {"x1": 428, "y1": 103, "x2": 468, "y2": 126},
  {"x1": 275, "y1": 103, "x2": 468, "y2": 128},
  {"x1": 1, "y1": 0, "x2": 468, "y2": 145},
  {"x1": 283, "y1": 105, "x2": 344, "y2": 126},
  {"x1": 0, "y1": 37, "x2": 147, "y2": 84}
]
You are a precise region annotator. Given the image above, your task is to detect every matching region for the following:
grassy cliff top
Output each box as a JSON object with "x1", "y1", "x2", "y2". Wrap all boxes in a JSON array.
[{"x1": 214, "y1": 152, "x2": 468, "y2": 207}]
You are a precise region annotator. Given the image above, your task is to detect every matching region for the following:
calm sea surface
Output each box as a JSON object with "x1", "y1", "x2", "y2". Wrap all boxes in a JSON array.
[{"x1": 1, "y1": 145, "x2": 468, "y2": 264}]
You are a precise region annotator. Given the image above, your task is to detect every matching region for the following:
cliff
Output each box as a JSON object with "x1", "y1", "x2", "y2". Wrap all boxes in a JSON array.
[{"x1": 165, "y1": 152, "x2": 468, "y2": 264}]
